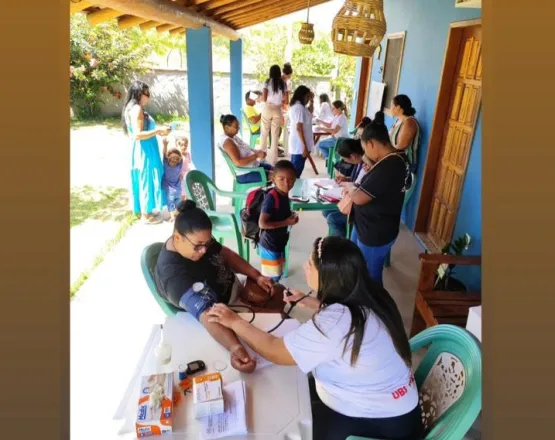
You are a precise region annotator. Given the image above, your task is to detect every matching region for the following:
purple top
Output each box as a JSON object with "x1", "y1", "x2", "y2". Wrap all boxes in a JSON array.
[{"x1": 162, "y1": 157, "x2": 183, "y2": 191}]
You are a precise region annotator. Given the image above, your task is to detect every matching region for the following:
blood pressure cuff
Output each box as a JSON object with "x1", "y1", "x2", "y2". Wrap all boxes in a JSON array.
[{"x1": 178, "y1": 285, "x2": 218, "y2": 321}]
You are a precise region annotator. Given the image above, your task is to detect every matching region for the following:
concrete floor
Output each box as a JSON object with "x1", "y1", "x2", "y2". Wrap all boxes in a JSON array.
[{"x1": 70, "y1": 155, "x2": 424, "y2": 440}]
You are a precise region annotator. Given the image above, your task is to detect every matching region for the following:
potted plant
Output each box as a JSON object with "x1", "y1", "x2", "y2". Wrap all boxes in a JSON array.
[{"x1": 434, "y1": 233, "x2": 471, "y2": 292}]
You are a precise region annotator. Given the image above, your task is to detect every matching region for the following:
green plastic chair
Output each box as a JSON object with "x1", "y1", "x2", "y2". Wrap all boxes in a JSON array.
[
  {"x1": 140, "y1": 242, "x2": 179, "y2": 317},
  {"x1": 218, "y1": 147, "x2": 268, "y2": 218},
  {"x1": 347, "y1": 325, "x2": 482, "y2": 440},
  {"x1": 327, "y1": 137, "x2": 348, "y2": 179},
  {"x1": 384, "y1": 172, "x2": 417, "y2": 267},
  {"x1": 242, "y1": 109, "x2": 261, "y2": 149},
  {"x1": 185, "y1": 170, "x2": 251, "y2": 262}
]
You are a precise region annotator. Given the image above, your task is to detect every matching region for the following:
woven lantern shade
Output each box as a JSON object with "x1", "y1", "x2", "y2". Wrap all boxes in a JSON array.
[
  {"x1": 298, "y1": 0, "x2": 315, "y2": 45},
  {"x1": 299, "y1": 22, "x2": 315, "y2": 45},
  {"x1": 331, "y1": 0, "x2": 387, "y2": 58}
]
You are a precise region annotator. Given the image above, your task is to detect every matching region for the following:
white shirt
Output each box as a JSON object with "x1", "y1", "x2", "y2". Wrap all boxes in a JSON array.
[
  {"x1": 331, "y1": 113, "x2": 349, "y2": 138},
  {"x1": 288, "y1": 102, "x2": 314, "y2": 155},
  {"x1": 218, "y1": 134, "x2": 258, "y2": 168},
  {"x1": 284, "y1": 303, "x2": 419, "y2": 418},
  {"x1": 264, "y1": 79, "x2": 287, "y2": 106},
  {"x1": 318, "y1": 102, "x2": 334, "y2": 123}
]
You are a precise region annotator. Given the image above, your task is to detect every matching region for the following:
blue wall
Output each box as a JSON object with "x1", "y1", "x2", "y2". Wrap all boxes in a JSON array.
[{"x1": 369, "y1": 0, "x2": 482, "y2": 290}]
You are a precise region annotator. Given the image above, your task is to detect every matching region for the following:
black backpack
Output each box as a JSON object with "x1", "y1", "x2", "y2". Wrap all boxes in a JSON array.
[{"x1": 240, "y1": 185, "x2": 280, "y2": 247}]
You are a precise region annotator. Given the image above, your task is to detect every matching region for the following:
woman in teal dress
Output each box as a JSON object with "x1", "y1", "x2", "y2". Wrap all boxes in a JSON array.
[{"x1": 122, "y1": 81, "x2": 170, "y2": 224}]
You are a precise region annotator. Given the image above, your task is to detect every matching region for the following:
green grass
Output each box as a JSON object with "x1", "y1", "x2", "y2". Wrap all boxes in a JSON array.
[
  {"x1": 70, "y1": 185, "x2": 130, "y2": 228},
  {"x1": 70, "y1": 213, "x2": 138, "y2": 298}
]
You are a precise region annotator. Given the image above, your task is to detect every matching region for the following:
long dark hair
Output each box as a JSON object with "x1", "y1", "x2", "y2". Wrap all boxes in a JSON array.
[
  {"x1": 290, "y1": 85, "x2": 311, "y2": 107},
  {"x1": 361, "y1": 111, "x2": 390, "y2": 145},
  {"x1": 311, "y1": 236, "x2": 412, "y2": 367},
  {"x1": 174, "y1": 200, "x2": 212, "y2": 236},
  {"x1": 393, "y1": 94, "x2": 416, "y2": 117},
  {"x1": 268, "y1": 65, "x2": 286, "y2": 94},
  {"x1": 122, "y1": 80, "x2": 151, "y2": 135}
]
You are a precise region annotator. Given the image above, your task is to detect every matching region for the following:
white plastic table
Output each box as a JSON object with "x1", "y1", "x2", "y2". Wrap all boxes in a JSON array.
[{"x1": 114, "y1": 313, "x2": 313, "y2": 439}]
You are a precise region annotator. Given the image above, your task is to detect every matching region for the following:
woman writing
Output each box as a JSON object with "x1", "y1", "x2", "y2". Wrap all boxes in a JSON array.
[
  {"x1": 218, "y1": 114, "x2": 273, "y2": 184},
  {"x1": 343, "y1": 112, "x2": 412, "y2": 285},
  {"x1": 154, "y1": 201, "x2": 285, "y2": 373},
  {"x1": 261, "y1": 65, "x2": 289, "y2": 165},
  {"x1": 389, "y1": 94, "x2": 421, "y2": 170},
  {"x1": 207, "y1": 237, "x2": 423, "y2": 440},
  {"x1": 323, "y1": 138, "x2": 369, "y2": 238},
  {"x1": 122, "y1": 80, "x2": 171, "y2": 224},
  {"x1": 315, "y1": 100, "x2": 350, "y2": 158},
  {"x1": 287, "y1": 85, "x2": 314, "y2": 178}
]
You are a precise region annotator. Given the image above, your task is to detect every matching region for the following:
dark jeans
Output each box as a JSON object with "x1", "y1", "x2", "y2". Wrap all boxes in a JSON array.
[
  {"x1": 323, "y1": 210, "x2": 348, "y2": 237},
  {"x1": 309, "y1": 377, "x2": 424, "y2": 440},
  {"x1": 290, "y1": 154, "x2": 307, "y2": 178},
  {"x1": 236, "y1": 162, "x2": 273, "y2": 184},
  {"x1": 351, "y1": 227, "x2": 395, "y2": 286}
]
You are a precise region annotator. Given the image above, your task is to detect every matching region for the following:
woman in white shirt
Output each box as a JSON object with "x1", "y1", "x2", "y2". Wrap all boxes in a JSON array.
[
  {"x1": 261, "y1": 65, "x2": 288, "y2": 165},
  {"x1": 317, "y1": 93, "x2": 333, "y2": 123},
  {"x1": 287, "y1": 85, "x2": 314, "y2": 178},
  {"x1": 207, "y1": 236, "x2": 424, "y2": 440},
  {"x1": 316, "y1": 100, "x2": 350, "y2": 158},
  {"x1": 218, "y1": 114, "x2": 272, "y2": 184}
]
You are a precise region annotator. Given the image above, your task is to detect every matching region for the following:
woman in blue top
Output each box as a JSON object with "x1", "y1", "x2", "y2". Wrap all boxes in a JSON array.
[{"x1": 122, "y1": 80, "x2": 170, "y2": 224}]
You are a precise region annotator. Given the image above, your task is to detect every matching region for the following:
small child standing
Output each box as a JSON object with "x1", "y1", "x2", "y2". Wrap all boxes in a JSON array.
[
  {"x1": 162, "y1": 138, "x2": 183, "y2": 220},
  {"x1": 258, "y1": 160, "x2": 299, "y2": 281},
  {"x1": 174, "y1": 134, "x2": 193, "y2": 200}
]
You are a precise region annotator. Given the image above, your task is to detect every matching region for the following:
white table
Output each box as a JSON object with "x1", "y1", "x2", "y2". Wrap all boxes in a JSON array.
[{"x1": 114, "y1": 313, "x2": 313, "y2": 439}]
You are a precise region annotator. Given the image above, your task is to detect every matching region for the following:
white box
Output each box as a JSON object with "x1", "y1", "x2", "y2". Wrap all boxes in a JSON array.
[
  {"x1": 466, "y1": 305, "x2": 482, "y2": 342},
  {"x1": 135, "y1": 373, "x2": 173, "y2": 437},
  {"x1": 193, "y1": 372, "x2": 225, "y2": 419}
]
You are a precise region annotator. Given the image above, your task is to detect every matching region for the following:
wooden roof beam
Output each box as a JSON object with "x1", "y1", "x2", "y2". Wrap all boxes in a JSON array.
[
  {"x1": 197, "y1": 0, "x2": 238, "y2": 13},
  {"x1": 89, "y1": 0, "x2": 240, "y2": 39},
  {"x1": 70, "y1": 1, "x2": 93, "y2": 14},
  {"x1": 230, "y1": 0, "x2": 330, "y2": 28},
  {"x1": 210, "y1": 0, "x2": 267, "y2": 18},
  {"x1": 86, "y1": 8, "x2": 125, "y2": 25},
  {"x1": 156, "y1": 23, "x2": 181, "y2": 32},
  {"x1": 221, "y1": 0, "x2": 291, "y2": 21},
  {"x1": 139, "y1": 20, "x2": 162, "y2": 30},
  {"x1": 118, "y1": 15, "x2": 149, "y2": 29}
]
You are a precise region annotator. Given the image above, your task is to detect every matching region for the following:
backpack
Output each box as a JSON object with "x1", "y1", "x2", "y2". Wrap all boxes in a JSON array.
[{"x1": 240, "y1": 185, "x2": 280, "y2": 247}]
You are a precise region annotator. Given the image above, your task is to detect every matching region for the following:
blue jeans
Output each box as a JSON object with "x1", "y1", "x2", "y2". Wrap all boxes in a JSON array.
[
  {"x1": 318, "y1": 137, "x2": 336, "y2": 159},
  {"x1": 164, "y1": 186, "x2": 181, "y2": 212},
  {"x1": 237, "y1": 162, "x2": 273, "y2": 184},
  {"x1": 290, "y1": 154, "x2": 307, "y2": 178},
  {"x1": 323, "y1": 210, "x2": 348, "y2": 237},
  {"x1": 351, "y1": 227, "x2": 395, "y2": 286}
]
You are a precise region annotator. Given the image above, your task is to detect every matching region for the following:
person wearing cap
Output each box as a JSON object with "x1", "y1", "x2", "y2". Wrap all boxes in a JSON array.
[{"x1": 244, "y1": 91, "x2": 262, "y2": 135}]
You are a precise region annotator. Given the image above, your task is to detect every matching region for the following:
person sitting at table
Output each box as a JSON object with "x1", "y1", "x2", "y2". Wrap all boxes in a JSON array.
[
  {"x1": 154, "y1": 200, "x2": 286, "y2": 374},
  {"x1": 218, "y1": 114, "x2": 273, "y2": 184},
  {"x1": 207, "y1": 236, "x2": 424, "y2": 440},
  {"x1": 316, "y1": 93, "x2": 333, "y2": 123},
  {"x1": 244, "y1": 91, "x2": 262, "y2": 135},
  {"x1": 322, "y1": 138, "x2": 370, "y2": 238},
  {"x1": 315, "y1": 100, "x2": 350, "y2": 159}
]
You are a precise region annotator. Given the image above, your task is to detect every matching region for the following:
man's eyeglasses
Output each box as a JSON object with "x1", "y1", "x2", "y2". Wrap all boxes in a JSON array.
[{"x1": 183, "y1": 234, "x2": 214, "y2": 252}]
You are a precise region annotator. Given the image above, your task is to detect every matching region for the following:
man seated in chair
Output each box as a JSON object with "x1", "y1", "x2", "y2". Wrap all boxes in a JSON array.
[{"x1": 155, "y1": 200, "x2": 286, "y2": 374}]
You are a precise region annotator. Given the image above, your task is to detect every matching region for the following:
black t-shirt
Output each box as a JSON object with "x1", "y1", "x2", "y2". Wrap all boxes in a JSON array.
[
  {"x1": 259, "y1": 189, "x2": 292, "y2": 252},
  {"x1": 154, "y1": 240, "x2": 236, "y2": 312},
  {"x1": 352, "y1": 153, "x2": 410, "y2": 246}
]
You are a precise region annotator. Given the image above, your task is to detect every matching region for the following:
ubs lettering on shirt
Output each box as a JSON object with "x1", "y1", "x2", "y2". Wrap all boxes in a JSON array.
[{"x1": 392, "y1": 374, "x2": 417, "y2": 400}]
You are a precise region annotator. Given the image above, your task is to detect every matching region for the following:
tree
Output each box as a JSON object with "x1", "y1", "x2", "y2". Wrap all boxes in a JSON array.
[
  {"x1": 243, "y1": 24, "x2": 288, "y2": 82},
  {"x1": 70, "y1": 14, "x2": 178, "y2": 118},
  {"x1": 330, "y1": 54, "x2": 357, "y2": 104},
  {"x1": 291, "y1": 24, "x2": 335, "y2": 77}
]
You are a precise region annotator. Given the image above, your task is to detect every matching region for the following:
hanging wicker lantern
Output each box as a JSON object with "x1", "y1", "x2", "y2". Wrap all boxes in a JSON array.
[
  {"x1": 331, "y1": 0, "x2": 387, "y2": 58},
  {"x1": 298, "y1": 0, "x2": 315, "y2": 45}
]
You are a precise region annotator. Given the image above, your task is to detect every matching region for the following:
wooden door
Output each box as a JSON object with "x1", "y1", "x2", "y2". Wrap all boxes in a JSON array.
[{"x1": 427, "y1": 25, "x2": 482, "y2": 248}]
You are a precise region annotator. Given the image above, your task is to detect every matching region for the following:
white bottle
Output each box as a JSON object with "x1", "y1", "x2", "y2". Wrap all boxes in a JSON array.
[{"x1": 154, "y1": 324, "x2": 172, "y2": 366}]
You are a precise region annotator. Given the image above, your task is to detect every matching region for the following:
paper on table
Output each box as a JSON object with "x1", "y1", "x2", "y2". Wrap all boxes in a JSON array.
[
  {"x1": 199, "y1": 380, "x2": 248, "y2": 439},
  {"x1": 323, "y1": 186, "x2": 344, "y2": 200},
  {"x1": 243, "y1": 319, "x2": 301, "y2": 370},
  {"x1": 312, "y1": 178, "x2": 338, "y2": 189}
]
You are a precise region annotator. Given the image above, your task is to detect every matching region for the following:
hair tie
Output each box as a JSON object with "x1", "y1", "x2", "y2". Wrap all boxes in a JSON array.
[{"x1": 317, "y1": 237, "x2": 325, "y2": 260}]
